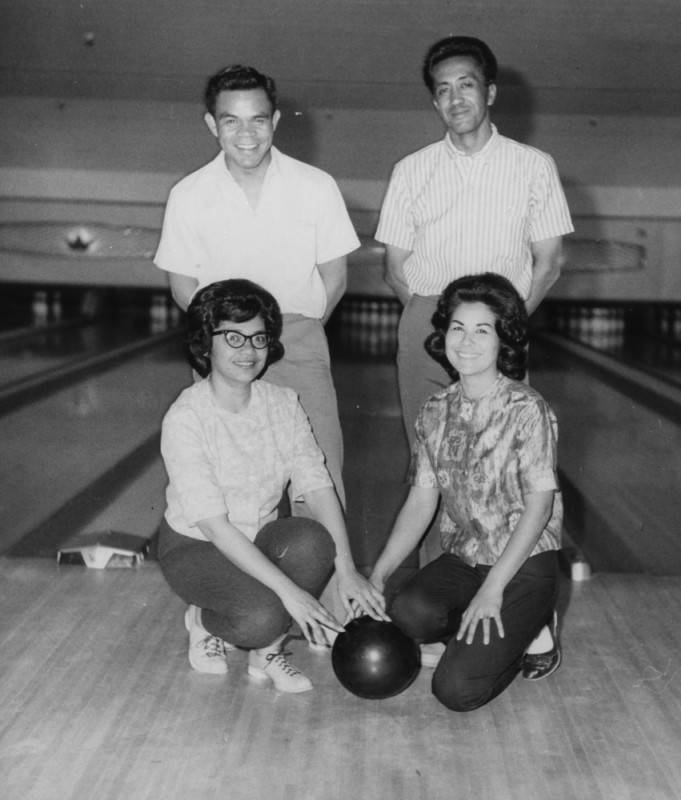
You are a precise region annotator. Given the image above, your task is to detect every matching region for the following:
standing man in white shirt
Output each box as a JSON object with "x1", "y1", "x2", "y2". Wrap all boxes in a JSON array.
[
  {"x1": 375, "y1": 36, "x2": 574, "y2": 454},
  {"x1": 155, "y1": 65, "x2": 359, "y2": 507}
]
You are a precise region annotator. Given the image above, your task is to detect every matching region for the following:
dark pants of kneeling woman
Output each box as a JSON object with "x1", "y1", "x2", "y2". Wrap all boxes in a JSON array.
[
  {"x1": 158, "y1": 516, "x2": 335, "y2": 649},
  {"x1": 389, "y1": 551, "x2": 559, "y2": 712}
]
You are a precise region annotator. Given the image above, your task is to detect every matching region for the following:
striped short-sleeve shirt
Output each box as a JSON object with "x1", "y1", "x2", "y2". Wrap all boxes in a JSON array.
[{"x1": 375, "y1": 126, "x2": 573, "y2": 299}]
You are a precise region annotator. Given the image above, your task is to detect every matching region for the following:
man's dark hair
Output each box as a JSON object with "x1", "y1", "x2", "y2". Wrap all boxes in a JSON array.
[
  {"x1": 204, "y1": 65, "x2": 278, "y2": 117},
  {"x1": 422, "y1": 36, "x2": 498, "y2": 94}
]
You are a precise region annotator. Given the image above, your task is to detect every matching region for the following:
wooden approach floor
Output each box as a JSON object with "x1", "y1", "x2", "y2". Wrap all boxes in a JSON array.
[{"x1": 1, "y1": 558, "x2": 680, "y2": 800}]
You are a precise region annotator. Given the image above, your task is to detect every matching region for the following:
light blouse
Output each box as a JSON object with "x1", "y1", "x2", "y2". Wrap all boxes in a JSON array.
[{"x1": 161, "y1": 378, "x2": 332, "y2": 541}]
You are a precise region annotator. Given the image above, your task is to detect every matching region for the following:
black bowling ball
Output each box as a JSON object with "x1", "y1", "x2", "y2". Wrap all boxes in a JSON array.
[{"x1": 331, "y1": 616, "x2": 420, "y2": 699}]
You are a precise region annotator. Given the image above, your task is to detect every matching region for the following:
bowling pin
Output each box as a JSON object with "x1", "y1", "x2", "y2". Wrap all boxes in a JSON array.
[
  {"x1": 592, "y1": 307, "x2": 607, "y2": 349},
  {"x1": 389, "y1": 301, "x2": 400, "y2": 356},
  {"x1": 575, "y1": 306, "x2": 587, "y2": 342},
  {"x1": 51, "y1": 290, "x2": 63, "y2": 322},
  {"x1": 150, "y1": 293, "x2": 168, "y2": 333},
  {"x1": 609, "y1": 308, "x2": 620, "y2": 349},
  {"x1": 354, "y1": 299, "x2": 365, "y2": 353},
  {"x1": 568, "y1": 305, "x2": 579, "y2": 339},
  {"x1": 168, "y1": 302, "x2": 181, "y2": 327},
  {"x1": 659, "y1": 307, "x2": 669, "y2": 339},
  {"x1": 342, "y1": 299, "x2": 353, "y2": 353},
  {"x1": 674, "y1": 308, "x2": 681, "y2": 342},
  {"x1": 32, "y1": 290, "x2": 49, "y2": 326},
  {"x1": 150, "y1": 294, "x2": 160, "y2": 332},
  {"x1": 81, "y1": 289, "x2": 101, "y2": 319},
  {"x1": 581, "y1": 307, "x2": 592, "y2": 344},
  {"x1": 368, "y1": 300, "x2": 380, "y2": 356}
]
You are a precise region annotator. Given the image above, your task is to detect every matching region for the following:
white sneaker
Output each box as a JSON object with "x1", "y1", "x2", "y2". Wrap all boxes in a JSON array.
[
  {"x1": 420, "y1": 642, "x2": 445, "y2": 669},
  {"x1": 184, "y1": 605, "x2": 229, "y2": 675},
  {"x1": 248, "y1": 650, "x2": 313, "y2": 693}
]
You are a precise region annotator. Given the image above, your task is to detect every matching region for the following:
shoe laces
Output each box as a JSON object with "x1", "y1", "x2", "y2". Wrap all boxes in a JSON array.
[
  {"x1": 200, "y1": 634, "x2": 227, "y2": 658},
  {"x1": 264, "y1": 651, "x2": 300, "y2": 676}
]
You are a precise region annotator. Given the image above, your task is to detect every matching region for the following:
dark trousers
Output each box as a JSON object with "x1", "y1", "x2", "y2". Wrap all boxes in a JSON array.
[
  {"x1": 158, "y1": 517, "x2": 335, "y2": 650},
  {"x1": 389, "y1": 551, "x2": 559, "y2": 712}
]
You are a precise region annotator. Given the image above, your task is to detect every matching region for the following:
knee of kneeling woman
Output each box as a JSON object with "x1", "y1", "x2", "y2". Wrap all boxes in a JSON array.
[
  {"x1": 302, "y1": 518, "x2": 335, "y2": 558},
  {"x1": 280, "y1": 518, "x2": 336, "y2": 565},
  {"x1": 431, "y1": 667, "x2": 492, "y2": 713},
  {"x1": 388, "y1": 588, "x2": 437, "y2": 642},
  {"x1": 230, "y1": 604, "x2": 290, "y2": 651}
]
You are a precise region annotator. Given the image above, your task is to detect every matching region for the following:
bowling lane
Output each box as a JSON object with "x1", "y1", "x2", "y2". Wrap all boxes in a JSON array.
[
  {"x1": 559, "y1": 324, "x2": 681, "y2": 390},
  {"x1": 546, "y1": 301, "x2": 681, "y2": 390},
  {"x1": 530, "y1": 334, "x2": 681, "y2": 575},
  {"x1": 6, "y1": 287, "x2": 679, "y2": 579},
  {"x1": 64, "y1": 457, "x2": 170, "y2": 551},
  {"x1": 333, "y1": 292, "x2": 681, "y2": 577},
  {"x1": 334, "y1": 359, "x2": 410, "y2": 571},
  {"x1": 23, "y1": 356, "x2": 410, "y2": 570},
  {"x1": 0, "y1": 318, "x2": 164, "y2": 390},
  {"x1": 339, "y1": 333, "x2": 681, "y2": 577},
  {"x1": 0, "y1": 338, "x2": 190, "y2": 554}
]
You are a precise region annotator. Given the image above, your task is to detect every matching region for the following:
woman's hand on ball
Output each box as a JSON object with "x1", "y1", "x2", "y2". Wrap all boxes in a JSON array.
[
  {"x1": 336, "y1": 565, "x2": 389, "y2": 622},
  {"x1": 280, "y1": 585, "x2": 343, "y2": 644}
]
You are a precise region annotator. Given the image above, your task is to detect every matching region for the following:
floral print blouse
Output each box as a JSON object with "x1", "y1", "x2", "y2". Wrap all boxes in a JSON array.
[{"x1": 409, "y1": 374, "x2": 563, "y2": 566}]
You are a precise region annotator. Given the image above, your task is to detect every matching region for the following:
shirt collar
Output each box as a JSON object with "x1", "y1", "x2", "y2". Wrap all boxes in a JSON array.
[
  {"x1": 211, "y1": 146, "x2": 282, "y2": 186},
  {"x1": 444, "y1": 124, "x2": 500, "y2": 162},
  {"x1": 455, "y1": 372, "x2": 507, "y2": 405},
  {"x1": 206, "y1": 376, "x2": 263, "y2": 419}
]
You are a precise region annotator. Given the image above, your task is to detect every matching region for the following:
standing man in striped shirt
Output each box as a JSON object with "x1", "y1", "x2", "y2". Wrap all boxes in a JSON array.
[{"x1": 375, "y1": 35, "x2": 574, "y2": 453}]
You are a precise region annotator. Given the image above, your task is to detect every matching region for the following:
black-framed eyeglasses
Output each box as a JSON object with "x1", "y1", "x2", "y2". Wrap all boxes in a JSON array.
[{"x1": 212, "y1": 329, "x2": 270, "y2": 350}]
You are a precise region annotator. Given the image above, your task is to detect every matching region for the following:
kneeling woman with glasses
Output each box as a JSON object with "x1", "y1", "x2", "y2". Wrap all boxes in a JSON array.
[{"x1": 159, "y1": 279, "x2": 385, "y2": 693}]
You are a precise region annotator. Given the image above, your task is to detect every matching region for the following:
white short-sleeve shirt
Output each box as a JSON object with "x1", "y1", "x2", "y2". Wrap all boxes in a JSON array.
[
  {"x1": 161, "y1": 379, "x2": 333, "y2": 541},
  {"x1": 154, "y1": 148, "x2": 360, "y2": 317},
  {"x1": 375, "y1": 127, "x2": 574, "y2": 299}
]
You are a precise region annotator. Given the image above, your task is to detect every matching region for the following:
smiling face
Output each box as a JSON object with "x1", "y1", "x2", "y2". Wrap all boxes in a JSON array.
[
  {"x1": 204, "y1": 88, "x2": 280, "y2": 177},
  {"x1": 210, "y1": 314, "x2": 269, "y2": 391},
  {"x1": 445, "y1": 301, "x2": 500, "y2": 394},
  {"x1": 431, "y1": 56, "x2": 496, "y2": 152}
]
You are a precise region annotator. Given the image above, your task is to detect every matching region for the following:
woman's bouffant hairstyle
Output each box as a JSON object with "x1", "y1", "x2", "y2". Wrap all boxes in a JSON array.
[
  {"x1": 186, "y1": 279, "x2": 284, "y2": 378},
  {"x1": 425, "y1": 272, "x2": 529, "y2": 381}
]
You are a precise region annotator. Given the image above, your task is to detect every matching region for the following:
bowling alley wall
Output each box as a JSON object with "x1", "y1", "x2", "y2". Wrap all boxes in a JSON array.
[{"x1": 1, "y1": 93, "x2": 680, "y2": 304}]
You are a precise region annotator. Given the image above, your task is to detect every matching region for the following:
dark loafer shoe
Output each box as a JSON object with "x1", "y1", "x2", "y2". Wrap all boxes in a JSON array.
[{"x1": 522, "y1": 613, "x2": 562, "y2": 680}]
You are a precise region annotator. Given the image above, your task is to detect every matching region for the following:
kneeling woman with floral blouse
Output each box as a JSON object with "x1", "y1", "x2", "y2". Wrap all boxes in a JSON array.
[{"x1": 370, "y1": 272, "x2": 562, "y2": 711}]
